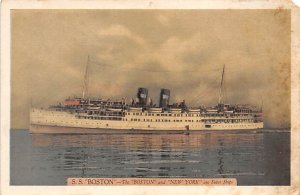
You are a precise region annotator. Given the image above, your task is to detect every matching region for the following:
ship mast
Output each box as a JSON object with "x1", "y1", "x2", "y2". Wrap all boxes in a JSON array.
[
  {"x1": 218, "y1": 64, "x2": 225, "y2": 104},
  {"x1": 82, "y1": 55, "x2": 90, "y2": 99}
]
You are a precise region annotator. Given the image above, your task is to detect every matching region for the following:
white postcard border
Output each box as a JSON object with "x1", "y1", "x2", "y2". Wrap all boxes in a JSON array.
[{"x1": 1, "y1": 0, "x2": 299, "y2": 194}]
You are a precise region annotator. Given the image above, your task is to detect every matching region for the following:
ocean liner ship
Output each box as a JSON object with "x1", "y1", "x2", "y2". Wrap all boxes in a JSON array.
[{"x1": 30, "y1": 59, "x2": 263, "y2": 133}]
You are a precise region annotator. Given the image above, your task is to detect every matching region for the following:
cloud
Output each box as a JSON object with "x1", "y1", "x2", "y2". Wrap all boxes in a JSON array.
[
  {"x1": 97, "y1": 24, "x2": 146, "y2": 47},
  {"x1": 156, "y1": 14, "x2": 170, "y2": 26}
]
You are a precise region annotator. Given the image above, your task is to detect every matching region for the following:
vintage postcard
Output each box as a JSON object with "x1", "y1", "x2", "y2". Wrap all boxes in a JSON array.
[{"x1": 1, "y1": 0, "x2": 300, "y2": 194}]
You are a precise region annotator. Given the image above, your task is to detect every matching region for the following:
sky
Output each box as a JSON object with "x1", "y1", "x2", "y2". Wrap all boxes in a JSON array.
[{"x1": 11, "y1": 10, "x2": 291, "y2": 129}]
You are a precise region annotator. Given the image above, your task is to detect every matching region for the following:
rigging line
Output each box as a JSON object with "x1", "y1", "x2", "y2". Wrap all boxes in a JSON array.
[
  {"x1": 90, "y1": 63, "x2": 221, "y2": 104},
  {"x1": 187, "y1": 77, "x2": 221, "y2": 105},
  {"x1": 189, "y1": 65, "x2": 227, "y2": 103},
  {"x1": 189, "y1": 87, "x2": 218, "y2": 105},
  {"x1": 89, "y1": 60, "x2": 222, "y2": 73}
]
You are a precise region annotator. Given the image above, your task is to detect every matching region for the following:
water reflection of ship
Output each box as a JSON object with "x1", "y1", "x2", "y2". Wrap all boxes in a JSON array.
[
  {"x1": 30, "y1": 130, "x2": 263, "y2": 150},
  {"x1": 29, "y1": 131, "x2": 269, "y2": 179}
]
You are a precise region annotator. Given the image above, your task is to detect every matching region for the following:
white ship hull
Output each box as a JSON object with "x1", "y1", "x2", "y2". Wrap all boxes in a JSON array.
[{"x1": 30, "y1": 109, "x2": 263, "y2": 134}]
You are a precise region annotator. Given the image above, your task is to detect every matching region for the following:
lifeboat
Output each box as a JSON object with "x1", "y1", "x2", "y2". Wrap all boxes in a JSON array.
[
  {"x1": 128, "y1": 107, "x2": 143, "y2": 112},
  {"x1": 87, "y1": 106, "x2": 100, "y2": 110},
  {"x1": 169, "y1": 108, "x2": 182, "y2": 113},
  {"x1": 107, "y1": 108, "x2": 123, "y2": 112},
  {"x1": 206, "y1": 109, "x2": 218, "y2": 113},
  {"x1": 148, "y1": 107, "x2": 163, "y2": 113}
]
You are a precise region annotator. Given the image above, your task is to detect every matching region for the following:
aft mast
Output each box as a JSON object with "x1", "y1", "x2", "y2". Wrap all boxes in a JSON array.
[
  {"x1": 218, "y1": 64, "x2": 225, "y2": 104},
  {"x1": 82, "y1": 55, "x2": 90, "y2": 99}
]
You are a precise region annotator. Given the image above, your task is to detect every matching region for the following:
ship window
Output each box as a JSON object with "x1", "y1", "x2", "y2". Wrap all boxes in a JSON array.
[
  {"x1": 157, "y1": 114, "x2": 160, "y2": 116},
  {"x1": 169, "y1": 114, "x2": 172, "y2": 116}
]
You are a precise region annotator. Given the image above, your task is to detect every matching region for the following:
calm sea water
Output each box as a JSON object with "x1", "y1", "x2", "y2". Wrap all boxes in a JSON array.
[{"x1": 10, "y1": 129, "x2": 290, "y2": 186}]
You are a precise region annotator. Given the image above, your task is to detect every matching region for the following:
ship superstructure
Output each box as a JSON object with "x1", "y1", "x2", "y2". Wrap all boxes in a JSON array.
[{"x1": 30, "y1": 88, "x2": 263, "y2": 132}]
